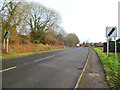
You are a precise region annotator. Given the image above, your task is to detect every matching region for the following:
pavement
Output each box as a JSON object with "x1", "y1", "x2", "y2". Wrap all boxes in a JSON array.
[
  {"x1": 2, "y1": 47, "x2": 90, "y2": 88},
  {"x1": 79, "y1": 48, "x2": 109, "y2": 88}
]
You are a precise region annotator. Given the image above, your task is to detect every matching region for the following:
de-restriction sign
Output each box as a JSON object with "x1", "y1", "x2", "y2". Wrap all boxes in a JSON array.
[
  {"x1": 3, "y1": 31, "x2": 10, "y2": 53},
  {"x1": 106, "y1": 26, "x2": 117, "y2": 38},
  {"x1": 3, "y1": 31, "x2": 10, "y2": 38}
]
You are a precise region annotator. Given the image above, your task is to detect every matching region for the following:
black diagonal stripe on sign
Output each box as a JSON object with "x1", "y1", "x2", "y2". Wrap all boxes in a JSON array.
[
  {"x1": 4, "y1": 31, "x2": 8, "y2": 38},
  {"x1": 108, "y1": 28, "x2": 115, "y2": 36}
]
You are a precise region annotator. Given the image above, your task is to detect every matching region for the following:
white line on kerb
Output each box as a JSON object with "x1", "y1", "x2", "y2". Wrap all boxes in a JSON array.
[
  {"x1": 0, "y1": 66, "x2": 17, "y2": 73},
  {"x1": 74, "y1": 51, "x2": 90, "y2": 89},
  {"x1": 34, "y1": 55, "x2": 55, "y2": 62}
]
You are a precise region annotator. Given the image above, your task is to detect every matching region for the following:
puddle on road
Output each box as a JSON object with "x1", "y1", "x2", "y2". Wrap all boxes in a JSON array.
[{"x1": 88, "y1": 73, "x2": 100, "y2": 77}]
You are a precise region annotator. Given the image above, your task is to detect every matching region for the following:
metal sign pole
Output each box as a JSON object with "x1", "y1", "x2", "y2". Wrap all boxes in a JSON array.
[
  {"x1": 107, "y1": 37, "x2": 109, "y2": 59},
  {"x1": 6, "y1": 38, "x2": 9, "y2": 53},
  {"x1": 3, "y1": 31, "x2": 10, "y2": 53},
  {"x1": 115, "y1": 37, "x2": 117, "y2": 58},
  {"x1": 3, "y1": 38, "x2": 5, "y2": 49}
]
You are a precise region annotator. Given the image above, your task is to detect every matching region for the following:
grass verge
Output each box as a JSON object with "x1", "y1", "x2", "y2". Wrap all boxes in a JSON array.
[
  {"x1": 91, "y1": 47, "x2": 119, "y2": 89},
  {"x1": 1, "y1": 48, "x2": 68, "y2": 60}
]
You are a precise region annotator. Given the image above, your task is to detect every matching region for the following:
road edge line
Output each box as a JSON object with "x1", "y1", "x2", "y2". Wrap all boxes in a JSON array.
[{"x1": 74, "y1": 48, "x2": 90, "y2": 89}]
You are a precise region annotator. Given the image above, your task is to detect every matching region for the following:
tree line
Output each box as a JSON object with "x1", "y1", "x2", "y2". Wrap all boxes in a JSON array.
[{"x1": 0, "y1": 0, "x2": 79, "y2": 47}]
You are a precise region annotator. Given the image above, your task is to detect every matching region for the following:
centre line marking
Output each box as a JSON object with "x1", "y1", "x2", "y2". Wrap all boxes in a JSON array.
[
  {"x1": 34, "y1": 55, "x2": 55, "y2": 62},
  {"x1": 0, "y1": 66, "x2": 17, "y2": 73},
  {"x1": 1, "y1": 55, "x2": 55, "y2": 72}
]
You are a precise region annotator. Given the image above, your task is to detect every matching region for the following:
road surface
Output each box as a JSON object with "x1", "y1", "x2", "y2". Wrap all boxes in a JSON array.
[{"x1": 2, "y1": 47, "x2": 89, "y2": 88}]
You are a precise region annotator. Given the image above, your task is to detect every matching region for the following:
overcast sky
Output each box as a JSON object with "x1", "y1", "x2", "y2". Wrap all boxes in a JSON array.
[{"x1": 29, "y1": 0, "x2": 119, "y2": 43}]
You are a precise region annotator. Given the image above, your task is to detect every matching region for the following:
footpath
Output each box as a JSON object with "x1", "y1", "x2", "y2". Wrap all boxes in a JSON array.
[{"x1": 79, "y1": 48, "x2": 109, "y2": 88}]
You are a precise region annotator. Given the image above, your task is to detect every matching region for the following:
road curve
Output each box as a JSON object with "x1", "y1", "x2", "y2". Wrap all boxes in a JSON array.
[{"x1": 2, "y1": 47, "x2": 89, "y2": 88}]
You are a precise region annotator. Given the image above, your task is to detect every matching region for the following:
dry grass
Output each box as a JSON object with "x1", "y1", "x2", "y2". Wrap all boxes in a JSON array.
[{"x1": 2, "y1": 43, "x2": 65, "y2": 54}]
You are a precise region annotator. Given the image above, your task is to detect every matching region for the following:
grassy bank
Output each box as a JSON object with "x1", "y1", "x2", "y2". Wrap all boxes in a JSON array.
[
  {"x1": 92, "y1": 47, "x2": 119, "y2": 89},
  {"x1": 1, "y1": 43, "x2": 68, "y2": 60},
  {"x1": 1, "y1": 48, "x2": 68, "y2": 60}
]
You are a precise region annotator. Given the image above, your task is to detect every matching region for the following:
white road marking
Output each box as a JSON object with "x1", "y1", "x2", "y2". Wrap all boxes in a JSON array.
[
  {"x1": 0, "y1": 66, "x2": 17, "y2": 72},
  {"x1": 0, "y1": 55, "x2": 55, "y2": 72},
  {"x1": 74, "y1": 50, "x2": 90, "y2": 89},
  {"x1": 34, "y1": 55, "x2": 55, "y2": 62}
]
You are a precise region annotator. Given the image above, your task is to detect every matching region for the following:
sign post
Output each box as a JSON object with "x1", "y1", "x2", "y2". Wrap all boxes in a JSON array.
[
  {"x1": 107, "y1": 37, "x2": 109, "y2": 58},
  {"x1": 3, "y1": 38, "x2": 5, "y2": 50},
  {"x1": 106, "y1": 26, "x2": 117, "y2": 59},
  {"x1": 114, "y1": 37, "x2": 117, "y2": 57},
  {"x1": 3, "y1": 31, "x2": 10, "y2": 53},
  {"x1": 6, "y1": 38, "x2": 9, "y2": 53}
]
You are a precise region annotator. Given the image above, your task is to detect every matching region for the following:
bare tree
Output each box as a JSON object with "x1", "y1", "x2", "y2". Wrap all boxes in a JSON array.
[
  {"x1": 1, "y1": 1, "x2": 64, "y2": 45},
  {"x1": 25, "y1": 2, "x2": 61, "y2": 43},
  {"x1": 1, "y1": 0, "x2": 30, "y2": 43},
  {"x1": 1, "y1": 0, "x2": 27, "y2": 34}
]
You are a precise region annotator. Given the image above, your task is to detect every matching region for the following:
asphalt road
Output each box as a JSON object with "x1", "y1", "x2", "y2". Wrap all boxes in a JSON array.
[{"x1": 2, "y1": 47, "x2": 90, "y2": 88}]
